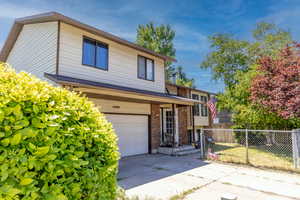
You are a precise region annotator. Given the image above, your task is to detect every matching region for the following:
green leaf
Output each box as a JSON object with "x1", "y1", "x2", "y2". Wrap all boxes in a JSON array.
[
  {"x1": 46, "y1": 154, "x2": 57, "y2": 161},
  {"x1": 57, "y1": 194, "x2": 68, "y2": 200},
  {"x1": 45, "y1": 127, "x2": 57, "y2": 135},
  {"x1": 34, "y1": 146, "x2": 50, "y2": 157},
  {"x1": 33, "y1": 105, "x2": 39, "y2": 114},
  {"x1": 1, "y1": 138, "x2": 10, "y2": 146},
  {"x1": 32, "y1": 118, "x2": 45, "y2": 128},
  {"x1": 0, "y1": 132, "x2": 5, "y2": 138},
  {"x1": 13, "y1": 104, "x2": 23, "y2": 120},
  {"x1": 14, "y1": 119, "x2": 29, "y2": 130},
  {"x1": 8, "y1": 188, "x2": 21, "y2": 196},
  {"x1": 1, "y1": 171, "x2": 8, "y2": 181},
  {"x1": 18, "y1": 127, "x2": 37, "y2": 138},
  {"x1": 20, "y1": 178, "x2": 34, "y2": 185},
  {"x1": 28, "y1": 143, "x2": 36, "y2": 151},
  {"x1": 0, "y1": 110, "x2": 4, "y2": 123},
  {"x1": 10, "y1": 133, "x2": 22, "y2": 145}
]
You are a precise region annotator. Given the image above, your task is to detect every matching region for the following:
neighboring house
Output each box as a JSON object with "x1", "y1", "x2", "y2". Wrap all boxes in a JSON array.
[{"x1": 0, "y1": 12, "x2": 212, "y2": 157}]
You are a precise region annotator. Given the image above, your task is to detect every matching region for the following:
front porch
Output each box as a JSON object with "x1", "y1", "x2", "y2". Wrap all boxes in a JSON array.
[{"x1": 157, "y1": 103, "x2": 201, "y2": 155}]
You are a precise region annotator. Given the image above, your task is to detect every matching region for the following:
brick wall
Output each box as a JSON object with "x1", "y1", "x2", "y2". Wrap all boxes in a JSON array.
[
  {"x1": 177, "y1": 87, "x2": 190, "y2": 145},
  {"x1": 150, "y1": 104, "x2": 161, "y2": 153},
  {"x1": 178, "y1": 105, "x2": 189, "y2": 145}
]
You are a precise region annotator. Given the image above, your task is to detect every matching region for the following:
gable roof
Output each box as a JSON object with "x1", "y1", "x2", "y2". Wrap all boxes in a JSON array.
[{"x1": 0, "y1": 12, "x2": 176, "y2": 62}]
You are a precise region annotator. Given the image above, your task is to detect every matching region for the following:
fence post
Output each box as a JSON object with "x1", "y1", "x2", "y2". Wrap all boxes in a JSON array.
[
  {"x1": 292, "y1": 129, "x2": 300, "y2": 169},
  {"x1": 245, "y1": 129, "x2": 249, "y2": 164},
  {"x1": 200, "y1": 128, "x2": 204, "y2": 159}
]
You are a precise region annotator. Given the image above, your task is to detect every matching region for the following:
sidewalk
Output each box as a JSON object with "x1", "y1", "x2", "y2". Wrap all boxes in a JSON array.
[{"x1": 119, "y1": 154, "x2": 300, "y2": 200}]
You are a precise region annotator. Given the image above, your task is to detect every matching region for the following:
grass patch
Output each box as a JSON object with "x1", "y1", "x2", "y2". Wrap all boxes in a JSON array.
[
  {"x1": 212, "y1": 143, "x2": 298, "y2": 172},
  {"x1": 169, "y1": 186, "x2": 202, "y2": 200},
  {"x1": 116, "y1": 187, "x2": 157, "y2": 200}
]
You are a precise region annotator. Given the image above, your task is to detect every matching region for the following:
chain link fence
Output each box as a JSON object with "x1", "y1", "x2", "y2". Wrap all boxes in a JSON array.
[{"x1": 199, "y1": 128, "x2": 300, "y2": 172}]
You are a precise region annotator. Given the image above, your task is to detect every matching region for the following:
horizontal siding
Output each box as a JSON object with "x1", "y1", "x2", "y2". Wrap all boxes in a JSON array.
[
  {"x1": 90, "y1": 98, "x2": 151, "y2": 115},
  {"x1": 7, "y1": 22, "x2": 57, "y2": 81},
  {"x1": 59, "y1": 23, "x2": 165, "y2": 93},
  {"x1": 166, "y1": 84, "x2": 178, "y2": 95},
  {"x1": 194, "y1": 117, "x2": 209, "y2": 126}
]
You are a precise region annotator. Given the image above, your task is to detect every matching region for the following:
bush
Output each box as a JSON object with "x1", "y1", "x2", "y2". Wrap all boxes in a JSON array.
[
  {"x1": 233, "y1": 130, "x2": 266, "y2": 145},
  {"x1": 0, "y1": 63, "x2": 119, "y2": 199}
]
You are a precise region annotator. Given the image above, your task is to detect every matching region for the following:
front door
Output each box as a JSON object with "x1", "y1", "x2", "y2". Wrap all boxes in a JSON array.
[{"x1": 163, "y1": 110, "x2": 174, "y2": 146}]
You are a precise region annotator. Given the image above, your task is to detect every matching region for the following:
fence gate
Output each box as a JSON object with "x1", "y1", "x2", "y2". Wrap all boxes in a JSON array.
[{"x1": 292, "y1": 129, "x2": 300, "y2": 168}]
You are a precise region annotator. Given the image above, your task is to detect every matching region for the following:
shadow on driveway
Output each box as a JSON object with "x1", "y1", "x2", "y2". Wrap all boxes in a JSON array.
[{"x1": 118, "y1": 153, "x2": 209, "y2": 190}]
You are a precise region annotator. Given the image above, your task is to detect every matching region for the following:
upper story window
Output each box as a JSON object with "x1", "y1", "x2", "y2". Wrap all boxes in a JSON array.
[
  {"x1": 138, "y1": 55, "x2": 154, "y2": 81},
  {"x1": 82, "y1": 37, "x2": 108, "y2": 70},
  {"x1": 200, "y1": 96, "x2": 208, "y2": 117},
  {"x1": 192, "y1": 94, "x2": 200, "y2": 116}
]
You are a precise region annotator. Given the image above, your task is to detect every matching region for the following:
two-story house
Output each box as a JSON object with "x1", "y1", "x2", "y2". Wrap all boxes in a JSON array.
[{"x1": 0, "y1": 12, "x2": 212, "y2": 157}]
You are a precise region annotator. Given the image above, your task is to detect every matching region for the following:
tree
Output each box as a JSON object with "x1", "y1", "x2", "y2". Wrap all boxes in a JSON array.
[
  {"x1": 136, "y1": 22, "x2": 176, "y2": 81},
  {"x1": 201, "y1": 22, "x2": 292, "y2": 89},
  {"x1": 218, "y1": 66, "x2": 294, "y2": 129},
  {"x1": 202, "y1": 22, "x2": 293, "y2": 129},
  {"x1": 201, "y1": 34, "x2": 250, "y2": 88},
  {"x1": 251, "y1": 43, "x2": 300, "y2": 120},
  {"x1": 173, "y1": 66, "x2": 195, "y2": 88}
]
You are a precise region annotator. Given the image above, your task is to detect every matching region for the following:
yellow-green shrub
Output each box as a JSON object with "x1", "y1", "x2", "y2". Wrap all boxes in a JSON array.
[{"x1": 0, "y1": 63, "x2": 119, "y2": 199}]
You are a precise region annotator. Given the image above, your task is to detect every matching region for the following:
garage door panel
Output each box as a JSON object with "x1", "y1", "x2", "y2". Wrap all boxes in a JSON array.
[{"x1": 105, "y1": 114, "x2": 148, "y2": 157}]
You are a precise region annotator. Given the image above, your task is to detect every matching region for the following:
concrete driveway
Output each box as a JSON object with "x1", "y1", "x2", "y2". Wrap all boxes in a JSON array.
[{"x1": 118, "y1": 154, "x2": 300, "y2": 200}]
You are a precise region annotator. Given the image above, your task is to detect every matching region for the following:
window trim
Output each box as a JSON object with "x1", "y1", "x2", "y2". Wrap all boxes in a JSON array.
[
  {"x1": 200, "y1": 95, "x2": 208, "y2": 117},
  {"x1": 82, "y1": 36, "x2": 109, "y2": 71},
  {"x1": 137, "y1": 55, "x2": 155, "y2": 81},
  {"x1": 192, "y1": 93, "x2": 200, "y2": 116}
]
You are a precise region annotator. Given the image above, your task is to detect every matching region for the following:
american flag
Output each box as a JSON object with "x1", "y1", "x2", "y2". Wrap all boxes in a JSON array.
[{"x1": 207, "y1": 97, "x2": 217, "y2": 119}]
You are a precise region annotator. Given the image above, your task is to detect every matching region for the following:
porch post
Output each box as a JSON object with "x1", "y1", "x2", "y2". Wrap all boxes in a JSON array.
[
  {"x1": 192, "y1": 105, "x2": 195, "y2": 142},
  {"x1": 160, "y1": 107, "x2": 164, "y2": 144},
  {"x1": 172, "y1": 104, "x2": 176, "y2": 147}
]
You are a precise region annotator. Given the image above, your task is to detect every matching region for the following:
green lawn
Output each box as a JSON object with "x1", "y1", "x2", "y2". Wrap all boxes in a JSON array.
[{"x1": 211, "y1": 143, "x2": 297, "y2": 172}]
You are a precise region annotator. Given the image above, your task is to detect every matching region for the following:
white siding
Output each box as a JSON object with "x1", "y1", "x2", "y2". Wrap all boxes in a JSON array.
[
  {"x1": 59, "y1": 23, "x2": 166, "y2": 92},
  {"x1": 90, "y1": 98, "x2": 150, "y2": 115},
  {"x1": 7, "y1": 22, "x2": 58, "y2": 81}
]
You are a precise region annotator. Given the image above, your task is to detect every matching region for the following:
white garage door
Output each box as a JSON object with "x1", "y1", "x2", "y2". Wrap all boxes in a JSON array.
[{"x1": 105, "y1": 114, "x2": 149, "y2": 157}]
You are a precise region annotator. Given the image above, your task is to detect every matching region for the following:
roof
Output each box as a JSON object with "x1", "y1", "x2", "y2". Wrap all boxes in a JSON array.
[
  {"x1": 44, "y1": 73, "x2": 197, "y2": 105},
  {"x1": 166, "y1": 83, "x2": 217, "y2": 95},
  {"x1": 0, "y1": 12, "x2": 176, "y2": 62}
]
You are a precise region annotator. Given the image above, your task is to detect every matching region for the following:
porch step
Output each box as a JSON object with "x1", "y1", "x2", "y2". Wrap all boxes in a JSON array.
[
  {"x1": 158, "y1": 145, "x2": 201, "y2": 156},
  {"x1": 175, "y1": 148, "x2": 201, "y2": 156},
  {"x1": 174, "y1": 145, "x2": 195, "y2": 152}
]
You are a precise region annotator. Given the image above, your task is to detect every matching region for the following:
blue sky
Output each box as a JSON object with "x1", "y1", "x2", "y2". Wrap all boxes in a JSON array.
[{"x1": 1, "y1": 0, "x2": 300, "y2": 93}]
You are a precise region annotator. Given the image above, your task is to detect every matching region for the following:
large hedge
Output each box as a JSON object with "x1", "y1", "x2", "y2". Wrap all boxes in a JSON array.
[{"x1": 0, "y1": 63, "x2": 119, "y2": 199}]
